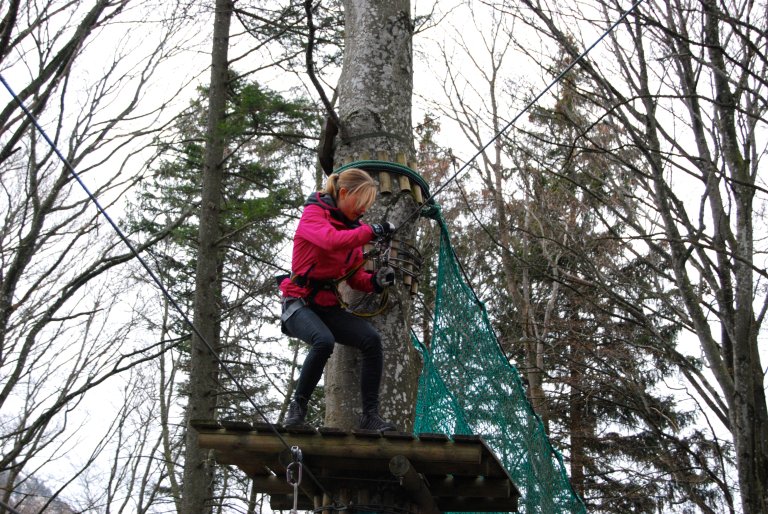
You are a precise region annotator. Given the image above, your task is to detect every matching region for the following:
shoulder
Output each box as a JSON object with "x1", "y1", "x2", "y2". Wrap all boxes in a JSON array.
[{"x1": 301, "y1": 203, "x2": 329, "y2": 220}]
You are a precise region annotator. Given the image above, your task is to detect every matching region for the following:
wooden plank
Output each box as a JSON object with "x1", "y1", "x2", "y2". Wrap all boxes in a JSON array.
[
  {"x1": 220, "y1": 420, "x2": 253, "y2": 431},
  {"x1": 452, "y1": 433, "x2": 483, "y2": 443},
  {"x1": 195, "y1": 431, "x2": 484, "y2": 465},
  {"x1": 399, "y1": 175, "x2": 411, "y2": 193},
  {"x1": 190, "y1": 419, "x2": 221, "y2": 430},
  {"x1": 322, "y1": 492, "x2": 332, "y2": 514},
  {"x1": 284, "y1": 425, "x2": 318, "y2": 435},
  {"x1": 382, "y1": 431, "x2": 416, "y2": 441},
  {"x1": 412, "y1": 183, "x2": 424, "y2": 204},
  {"x1": 417, "y1": 433, "x2": 451, "y2": 442},
  {"x1": 389, "y1": 240, "x2": 399, "y2": 262},
  {"x1": 350, "y1": 428, "x2": 383, "y2": 439},
  {"x1": 252, "y1": 422, "x2": 284, "y2": 434},
  {"x1": 317, "y1": 426, "x2": 347, "y2": 437}
]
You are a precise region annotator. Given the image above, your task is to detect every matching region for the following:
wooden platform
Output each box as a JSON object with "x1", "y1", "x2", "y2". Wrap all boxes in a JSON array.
[{"x1": 192, "y1": 420, "x2": 520, "y2": 512}]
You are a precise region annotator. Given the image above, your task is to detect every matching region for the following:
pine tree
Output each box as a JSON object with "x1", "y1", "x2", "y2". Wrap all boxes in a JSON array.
[{"x1": 127, "y1": 71, "x2": 317, "y2": 510}]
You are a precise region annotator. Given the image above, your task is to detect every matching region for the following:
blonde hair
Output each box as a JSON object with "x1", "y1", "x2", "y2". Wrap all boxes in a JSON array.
[{"x1": 325, "y1": 168, "x2": 377, "y2": 210}]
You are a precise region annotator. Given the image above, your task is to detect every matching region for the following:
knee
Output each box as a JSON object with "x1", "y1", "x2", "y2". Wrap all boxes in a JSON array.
[
  {"x1": 311, "y1": 337, "x2": 335, "y2": 357},
  {"x1": 359, "y1": 331, "x2": 382, "y2": 356}
]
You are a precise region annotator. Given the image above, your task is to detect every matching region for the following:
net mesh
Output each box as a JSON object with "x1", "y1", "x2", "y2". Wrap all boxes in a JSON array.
[{"x1": 412, "y1": 216, "x2": 586, "y2": 514}]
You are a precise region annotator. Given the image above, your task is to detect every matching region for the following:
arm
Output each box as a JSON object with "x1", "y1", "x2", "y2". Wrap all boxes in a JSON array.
[
  {"x1": 296, "y1": 205, "x2": 374, "y2": 251},
  {"x1": 346, "y1": 249, "x2": 375, "y2": 293}
]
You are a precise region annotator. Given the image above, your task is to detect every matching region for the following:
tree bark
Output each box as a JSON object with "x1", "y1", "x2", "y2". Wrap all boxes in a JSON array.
[
  {"x1": 181, "y1": 1, "x2": 232, "y2": 512},
  {"x1": 324, "y1": 0, "x2": 421, "y2": 431}
]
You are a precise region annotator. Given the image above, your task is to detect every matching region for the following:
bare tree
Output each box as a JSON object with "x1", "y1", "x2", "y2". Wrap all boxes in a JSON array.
[
  {"x1": 0, "y1": 0, "x2": 205, "y2": 511},
  {"x1": 495, "y1": 0, "x2": 768, "y2": 510},
  {"x1": 418, "y1": 2, "x2": 736, "y2": 511}
]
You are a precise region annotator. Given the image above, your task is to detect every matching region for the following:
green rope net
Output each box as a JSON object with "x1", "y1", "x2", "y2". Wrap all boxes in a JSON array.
[
  {"x1": 413, "y1": 217, "x2": 587, "y2": 514},
  {"x1": 335, "y1": 160, "x2": 584, "y2": 512}
]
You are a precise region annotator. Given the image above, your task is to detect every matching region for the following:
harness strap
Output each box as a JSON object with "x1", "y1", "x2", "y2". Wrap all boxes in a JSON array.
[
  {"x1": 284, "y1": 247, "x2": 389, "y2": 317},
  {"x1": 280, "y1": 297, "x2": 306, "y2": 324},
  {"x1": 290, "y1": 258, "x2": 368, "y2": 305}
]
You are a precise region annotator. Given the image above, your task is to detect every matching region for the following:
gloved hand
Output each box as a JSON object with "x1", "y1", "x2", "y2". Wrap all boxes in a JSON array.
[
  {"x1": 373, "y1": 266, "x2": 396, "y2": 291},
  {"x1": 370, "y1": 221, "x2": 395, "y2": 238}
]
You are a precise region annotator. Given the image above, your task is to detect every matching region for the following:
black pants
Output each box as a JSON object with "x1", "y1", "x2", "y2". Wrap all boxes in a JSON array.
[{"x1": 283, "y1": 301, "x2": 383, "y2": 413}]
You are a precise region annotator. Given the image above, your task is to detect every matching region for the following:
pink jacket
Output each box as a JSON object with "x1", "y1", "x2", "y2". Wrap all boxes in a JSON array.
[{"x1": 280, "y1": 193, "x2": 376, "y2": 306}]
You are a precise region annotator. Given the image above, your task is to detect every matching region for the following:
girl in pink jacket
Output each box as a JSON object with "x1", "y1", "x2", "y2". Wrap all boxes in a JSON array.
[{"x1": 279, "y1": 168, "x2": 397, "y2": 431}]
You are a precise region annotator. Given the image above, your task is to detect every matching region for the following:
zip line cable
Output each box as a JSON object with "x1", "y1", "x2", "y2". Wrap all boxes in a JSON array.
[
  {"x1": 0, "y1": 73, "x2": 333, "y2": 500},
  {"x1": 396, "y1": 0, "x2": 646, "y2": 232}
]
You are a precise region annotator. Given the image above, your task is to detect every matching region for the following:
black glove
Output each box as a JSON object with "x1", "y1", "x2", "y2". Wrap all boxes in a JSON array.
[
  {"x1": 373, "y1": 266, "x2": 396, "y2": 292},
  {"x1": 370, "y1": 221, "x2": 395, "y2": 238}
]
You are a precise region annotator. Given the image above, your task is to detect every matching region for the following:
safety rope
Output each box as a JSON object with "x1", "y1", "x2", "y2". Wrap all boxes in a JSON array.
[{"x1": 331, "y1": 236, "x2": 392, "y2": 317}]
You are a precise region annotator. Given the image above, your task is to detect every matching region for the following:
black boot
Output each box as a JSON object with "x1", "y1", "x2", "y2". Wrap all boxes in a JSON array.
[
  {"x1": 283, "y1": 399, "x2": 308, "y2": 427},
  {"x1": 358, "y1": 411, "x2": 398, "y2": 432}
]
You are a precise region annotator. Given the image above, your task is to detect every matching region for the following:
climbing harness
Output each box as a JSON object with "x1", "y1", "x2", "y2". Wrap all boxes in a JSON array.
[{"x1": 280, "y1": 233, "x2": 398, "y2": 320}]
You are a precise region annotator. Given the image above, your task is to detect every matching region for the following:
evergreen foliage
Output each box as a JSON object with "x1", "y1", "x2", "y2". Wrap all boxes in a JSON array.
[{"x1": 125, "y1": 73, "x2": 317, "y2": 488}]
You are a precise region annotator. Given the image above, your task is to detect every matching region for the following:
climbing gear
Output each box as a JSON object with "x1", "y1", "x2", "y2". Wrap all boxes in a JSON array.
[
  {"x1": 338, "y1": 236, "x2": 395, "y2": 317},
  {"x1": 281, "y1": 297, "x2": 307, "y2": 324},
  {"x1": 286, "y1": 446, "x2": 303, "y2": 514},
  {"x1": 284, "y1": 236, "x2": 395, "y2": 317},
  {"x1": 287, "y1": 271, "x2": 336, "y2": 305},
  {"x1": 358, "y1": 411, "x2": 398, "y2": 432},
  {"x1": 370, "y1": 221, "x2": 396, "y2": 238},
  {"x1": 374, "y1": 266, "x2": 396, "y2": 290},
  {"x1": 283, "y1": 399, "x2": 308, "y2": 427}
]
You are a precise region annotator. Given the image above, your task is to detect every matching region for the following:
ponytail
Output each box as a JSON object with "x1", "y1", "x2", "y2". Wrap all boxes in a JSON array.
[
  {"x1": 324, "y1": 173, "x2": 342, "y2": 198},
  {"x1": 324, "y1": 168, "x2": 377, "y2": 210}
]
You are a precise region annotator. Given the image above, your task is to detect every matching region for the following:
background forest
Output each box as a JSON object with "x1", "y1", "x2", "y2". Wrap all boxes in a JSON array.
[{"x1": 0, "y1": 0, "x2": 766, "y2": 513}]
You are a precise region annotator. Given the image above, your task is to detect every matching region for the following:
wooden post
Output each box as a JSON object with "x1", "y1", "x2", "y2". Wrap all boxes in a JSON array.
[
  {"x1": 322, "y1": 492, "x2": 332, "y2": 514},
  {"x1": 380, "y1": 171, "x2": 393, "y2": 194},
  {"x1": 389, "y1": 455, "x2": 440, "y2": 514}
]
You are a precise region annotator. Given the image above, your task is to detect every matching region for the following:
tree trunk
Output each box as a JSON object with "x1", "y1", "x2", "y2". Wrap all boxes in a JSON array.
[
  {"x1": 512, "y1": 0, "x2": 768, "y2": 508},
  {"x1": 181, "y1": 1, "x2": 232, "y2": 512},
  {"x1": 700, "y1": 2, "x2": 768, "y2": 510},
  {"x1": 324, "y1": 0, "x2": 421, "y2": 431}
]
